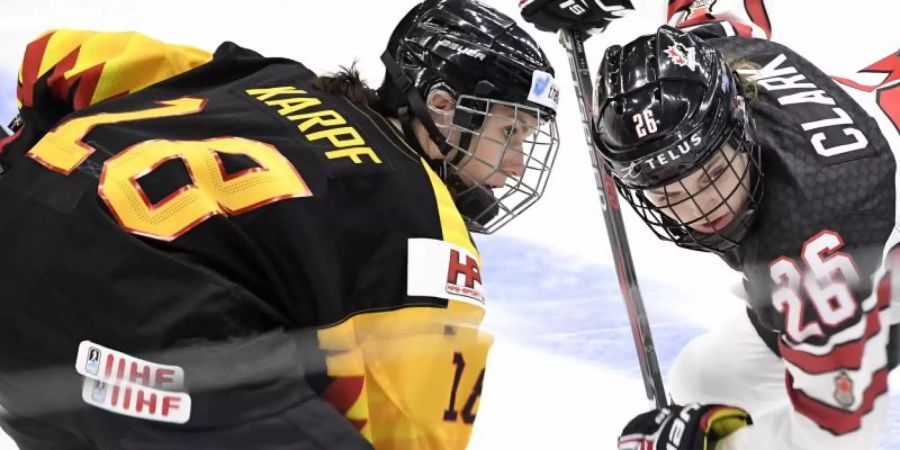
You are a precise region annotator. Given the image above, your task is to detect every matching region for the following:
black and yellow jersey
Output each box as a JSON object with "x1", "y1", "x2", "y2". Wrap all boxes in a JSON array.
[{"x1": 0, "y1": 30, "x2": 490, "y2": 449}]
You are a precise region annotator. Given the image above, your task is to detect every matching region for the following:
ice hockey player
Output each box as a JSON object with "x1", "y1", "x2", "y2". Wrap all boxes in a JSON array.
[
  {"x1": 521, "y1": 0, "x2": 898, "y2": 449},
  {"x1": 0, "y1": 0, "x2": 559, "y2": 448}
]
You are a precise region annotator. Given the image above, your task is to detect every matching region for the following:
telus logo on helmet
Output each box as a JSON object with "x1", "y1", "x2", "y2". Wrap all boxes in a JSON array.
[{"x1": 641, "y1": 133, "x2": 702, "y2": 170}]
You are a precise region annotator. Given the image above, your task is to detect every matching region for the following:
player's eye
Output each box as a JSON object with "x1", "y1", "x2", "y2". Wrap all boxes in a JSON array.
[
  {"x1": 503, "y1": 126, "x2": 520, "y2": 139},
  {"x1": 652, "y1": 191, "x2": 683, "y2": 205},
  {"x1": 667, "y1": 192, "x2": 686, "y2": 204},
  {"x1": 699, "y1": 165, "x2": 726, "y2": 189},
  {"x1": 710, "y1": 165, "x2": 727, "y2": 180}
]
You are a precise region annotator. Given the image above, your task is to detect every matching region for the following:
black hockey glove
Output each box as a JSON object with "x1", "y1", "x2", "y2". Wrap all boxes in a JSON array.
[
  {"x1": 519, "y1": 0, "x2": 634, "y2": 33},
  {"x1": 618, "y1": 403, "x2": 751, "y2": 450}
]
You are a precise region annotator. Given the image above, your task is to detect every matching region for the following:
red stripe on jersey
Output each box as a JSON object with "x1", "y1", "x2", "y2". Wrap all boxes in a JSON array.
[
  {"x1": 46, "y1": 47, "x2": 81, "y2": 103},
  {"x1": 743, "y1": 0, "x2": 772, "y2": 38},
  {"x1": 728, "y1": 19, "x2": 754, "y2": 37},
  {"x1": 878, "y1": 84, "x2": 900, "y2": 132},
  {"x1": 835, "y1": 76, "x2": 879, "y2": 93},
  {"x1": 320, "y1": 375, "x2": 367, "y2": 431},
  {"x1": 44, "y1": 46, "x2": 107, "y2": 111},
  {"x1": 834, "y1": 52, "x2": 900, "y2": 92},
  {"x1": 0, "y1": 126, "x2": 23, "y2": 156},
  {"x1": 19, "y1": 32, "x2": 53, "y2": 108},
  {"x1": 779, "y1": 274, "x2": 891, "y2": 374},
  {"x1": 834, "y1": 51, "x2": 900, "y2": 132},
  {"x1": 667, "y1": 0, "x2": 693, "y2": 21},
  {"x1": 864, "y1": 51, "x2": 900, "y2": 86},
  {"x1": 71, "y1": 64, "x2": 105, "y2": 111},
  {"x1": 786, "y1": 367, "x2": 889, "y2": 435}
]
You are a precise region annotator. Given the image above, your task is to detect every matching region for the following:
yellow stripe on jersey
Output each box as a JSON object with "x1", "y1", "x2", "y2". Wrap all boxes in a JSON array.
[
  {"x1": 317, "y1": 305, "x2": 492, "y2": 449},
  {"x1": 315, "y1": 161, "x2": 489, "y2": 449},
  {"x1": 19, "y1": 29, "x2": 211, "y2": 111},
  {"x1": 421, "y1": 160, "x2": 477, "y2": 257}
]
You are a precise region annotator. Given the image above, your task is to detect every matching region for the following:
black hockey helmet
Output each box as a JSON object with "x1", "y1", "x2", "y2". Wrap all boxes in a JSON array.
[
  {"x1": 592, "y1": 26, "x2": 762, "y2": 254},
  {"x1": 379, "y1": 0, "x2": 560, "y2": 233}
]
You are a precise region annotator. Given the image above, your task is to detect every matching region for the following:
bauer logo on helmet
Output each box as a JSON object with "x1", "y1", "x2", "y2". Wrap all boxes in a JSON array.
[{"x1": 435, "y1": 39, "x2": 487, "y2": 61}]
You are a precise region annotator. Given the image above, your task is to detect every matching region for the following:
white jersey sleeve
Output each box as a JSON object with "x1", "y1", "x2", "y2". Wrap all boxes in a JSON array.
[{"x1": 720, "y1": 250, "x2": 896, "y2": 449}]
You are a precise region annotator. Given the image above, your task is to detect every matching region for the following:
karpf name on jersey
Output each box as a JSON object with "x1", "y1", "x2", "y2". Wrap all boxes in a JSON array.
[{"x1": 246, "y1": 86, "x2": 384, "y2": 167}]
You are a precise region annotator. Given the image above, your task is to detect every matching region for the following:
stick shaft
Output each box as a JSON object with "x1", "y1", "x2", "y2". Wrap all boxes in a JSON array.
[{"x1": 559, "y1": 29, "x2": 667, "y2": 409}]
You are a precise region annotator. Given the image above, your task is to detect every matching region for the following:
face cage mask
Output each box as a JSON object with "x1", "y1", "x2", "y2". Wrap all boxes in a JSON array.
[
  {"x1": 432, "y1": 95, "x2": 560, "y2": 234},
  {"x1": 617, "y1": 124, "x2": 763, "y2": 254}
]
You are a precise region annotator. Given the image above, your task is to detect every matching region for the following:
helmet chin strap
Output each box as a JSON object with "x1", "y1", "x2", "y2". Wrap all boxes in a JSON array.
[
  {"x1": 450, "y1": 80, "x2": 496, "y2": 167},
  {"x1": 381, "y1": 51, "x2": 452, "y2": 166},
  {"x1": 382, "y1": 51, "x2": 502, "y2": 229},
  {"x1": 446, "y1": 176, "x2": 501, "y2": 228}
]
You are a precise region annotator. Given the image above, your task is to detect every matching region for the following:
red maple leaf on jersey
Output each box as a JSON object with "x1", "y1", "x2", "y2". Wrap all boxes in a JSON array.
[{"x1": 834, "y1": 372, "x2": 855, "y2": 408}]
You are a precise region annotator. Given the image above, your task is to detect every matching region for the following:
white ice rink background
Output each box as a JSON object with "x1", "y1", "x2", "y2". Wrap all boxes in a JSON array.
[{"x1": 0, "y1": 0, "x2": 898, "y2": 448}]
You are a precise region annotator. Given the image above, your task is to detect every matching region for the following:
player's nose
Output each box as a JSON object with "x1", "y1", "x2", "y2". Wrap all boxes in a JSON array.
[{"x1": 500, "y1": 150, "x2": 525, "y2": 178}]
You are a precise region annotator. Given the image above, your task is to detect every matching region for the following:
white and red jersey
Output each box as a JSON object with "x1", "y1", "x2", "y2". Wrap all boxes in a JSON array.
[{"x1": 659, "y1": 2, "x2": 900, "y2": 449}]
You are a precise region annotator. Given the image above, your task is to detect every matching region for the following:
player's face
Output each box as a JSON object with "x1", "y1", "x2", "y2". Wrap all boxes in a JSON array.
[
  {"x1": 451, "y1": 104, "x2": 537, "y2": 189},
  {"x1": 644, "y1": 144, "x2": 751, "y2": 234}
]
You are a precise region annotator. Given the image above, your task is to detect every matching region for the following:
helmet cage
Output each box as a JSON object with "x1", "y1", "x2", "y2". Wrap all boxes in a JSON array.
[
  {"x1": 433, "y1": 95, "x2": 560, "y2": 233},
  {"x1": 380, "y1": 0, "x2": 559, "y2": 233},
  {"x1": 618, "y1": 119, "x2": 763, "y2": 253}
]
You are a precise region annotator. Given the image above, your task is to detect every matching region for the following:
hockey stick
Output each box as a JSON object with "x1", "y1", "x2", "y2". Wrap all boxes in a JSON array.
[
  {"x1": 1, "y1": 114, "x2": 20, "y2": 138},
  {"x1": 558, "y1": 29, "x2": 667, "y2": 409}
]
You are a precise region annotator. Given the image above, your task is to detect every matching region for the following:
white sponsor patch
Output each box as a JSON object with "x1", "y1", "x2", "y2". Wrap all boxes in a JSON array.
[
  {"x1": 76, "y1": 341, "x2": 190, "y2": 423},
  {"x1": 76, "y1": 341, "x2": 184, "y2": 390},
  {"x1": 527, "y1": 70, "x2": 559, "y2": 112},
  {"x1": 407, "y1": 238, "x2": 486, "y2": 308},
  {"x1": 82, "y1": 378, "x2": 191, "y2": 424}
]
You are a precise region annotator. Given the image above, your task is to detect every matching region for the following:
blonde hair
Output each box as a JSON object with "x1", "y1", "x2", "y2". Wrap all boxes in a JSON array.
[{"x1": 727, "y1": 59, "x2": 761, "y2": 102}]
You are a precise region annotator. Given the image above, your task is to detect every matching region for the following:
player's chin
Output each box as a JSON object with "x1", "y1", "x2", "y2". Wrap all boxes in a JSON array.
[{"x1": 693, "y1": 211, "x2": 735, "y2": 234}]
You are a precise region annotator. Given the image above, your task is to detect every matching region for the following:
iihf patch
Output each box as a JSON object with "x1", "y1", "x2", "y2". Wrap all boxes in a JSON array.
[
  {"x1": 75, "y1": 341, "x2": 185, "y2": 390},
  {"x1": 75, "y1": 341, "x2": 191, "y2": 424},
  {"x1": 81, "y1": 377, "x2": 192, "y2": 424},
  {"x1": 527, "y1": 70, "x2": 559, "y2": 112},
  {"x1": 834, "y1": 371, "x2": 855, "y2": 408}
]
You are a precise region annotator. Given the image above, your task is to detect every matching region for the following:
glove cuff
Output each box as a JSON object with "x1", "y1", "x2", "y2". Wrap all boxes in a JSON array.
[{"x1": 699, "y1": 406, "x2": 752, "y2": 447}]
